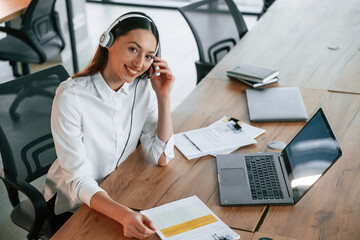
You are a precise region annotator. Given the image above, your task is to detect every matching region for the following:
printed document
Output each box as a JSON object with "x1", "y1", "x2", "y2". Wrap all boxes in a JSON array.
[
  {"x1": 141, "y1": 196, "x2": 239, "y2": 240},
  {"x1": 174, "y1": 116, "x2": 264, "y2": 160},
  {"x1": 209, "y1": 116, "x2": 266, "y2": 155}
]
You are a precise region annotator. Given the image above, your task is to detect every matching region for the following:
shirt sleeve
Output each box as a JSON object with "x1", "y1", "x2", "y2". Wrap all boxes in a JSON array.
[
  {"x1": 140, "y1": 88, "x2": 175, "y2": 164},
  {"x1": 51, "y1": 81, "x2": 104, "y2": 208}
]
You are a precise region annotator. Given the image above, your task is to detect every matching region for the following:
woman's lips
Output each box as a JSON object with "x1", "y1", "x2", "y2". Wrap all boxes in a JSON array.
[{"x1": 125, "y1": 65, "x2": 139, "y2": 76}]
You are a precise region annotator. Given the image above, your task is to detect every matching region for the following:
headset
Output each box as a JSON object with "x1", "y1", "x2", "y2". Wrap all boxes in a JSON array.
[
  {"x1": 102, "y1": 13, "x2": 161, "y2": 168},
  {"x1": 99, "y1": 12, "x2": 160, "y2": 78}
]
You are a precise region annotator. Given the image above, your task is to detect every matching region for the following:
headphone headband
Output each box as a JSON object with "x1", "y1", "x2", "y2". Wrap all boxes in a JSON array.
[{"x1": 99, "y1": 13, "x2": 159, "y2": 54}]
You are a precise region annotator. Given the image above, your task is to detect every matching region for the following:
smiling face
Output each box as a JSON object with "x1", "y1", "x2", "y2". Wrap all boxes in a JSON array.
[{"x1": 102, "y1": 28, "x2": 157, "y2": 91}]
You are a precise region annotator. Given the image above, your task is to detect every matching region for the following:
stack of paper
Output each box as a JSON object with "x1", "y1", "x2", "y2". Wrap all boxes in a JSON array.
[
  {"x1": 174, "y1": 116, "x2": 265, "y2": 160},
  {"x1": 141, "y1": 195, "x2": 239, "y2": 240}
]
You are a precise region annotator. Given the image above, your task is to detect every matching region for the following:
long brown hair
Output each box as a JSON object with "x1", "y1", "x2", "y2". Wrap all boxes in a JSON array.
[{"x1": 73, "y1": 12, "x2": 160, "y2": 79}]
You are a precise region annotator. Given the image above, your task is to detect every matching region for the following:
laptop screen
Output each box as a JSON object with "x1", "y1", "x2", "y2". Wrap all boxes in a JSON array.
[{"x1": 282, "y1": 108, "x2": 343, "y2": 203}]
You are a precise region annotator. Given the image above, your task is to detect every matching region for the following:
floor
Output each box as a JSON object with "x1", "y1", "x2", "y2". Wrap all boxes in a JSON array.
[{"x1": 0, "y1": 2, "x2": 258, "y2": 239}]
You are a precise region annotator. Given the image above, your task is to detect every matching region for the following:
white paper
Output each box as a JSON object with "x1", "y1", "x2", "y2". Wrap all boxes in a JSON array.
[
  {"x1": 210, "y1": 116, "x2": 265, "y2": 139},
  {"x1": 174, "y1": 119, "x2": 256, "y2": 160},
  {"x1": 175, "y1": 116, "x2": 264, "y2": 160},
  {"x1": 141, "y1": 196, "x2": 239, "y2": 240},
  {"x1": 209, "y1": 116, "x2": 266, "y2": 155}
]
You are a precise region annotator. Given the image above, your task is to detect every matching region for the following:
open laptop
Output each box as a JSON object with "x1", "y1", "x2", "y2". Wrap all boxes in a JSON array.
[{"x1": 216, "y1": 108, "x2": 342, "y2": 205}]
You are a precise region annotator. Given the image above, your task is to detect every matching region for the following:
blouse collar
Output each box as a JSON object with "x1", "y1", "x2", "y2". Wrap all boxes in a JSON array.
[{"x1": 92, "y1": 72, "x2": 130, "y2": 101}]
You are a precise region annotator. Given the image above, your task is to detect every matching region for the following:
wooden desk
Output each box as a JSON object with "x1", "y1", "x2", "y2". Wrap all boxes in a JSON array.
[
  {"x1": 0, "y1": 0, "x2": 30, "y2": 24},
  {"x1": 206, "y1": 0, "x2": 360, "y2": 93},
  {"x1": 328, "y1": 52, "x2": 360, "y2": 95}
]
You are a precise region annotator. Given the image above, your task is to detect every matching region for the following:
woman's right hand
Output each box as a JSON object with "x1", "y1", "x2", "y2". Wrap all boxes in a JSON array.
[
  {"x1": 90, "y1": 191, "x2": 156, "y2": 239},
  {"x1": 119, "y1": 207, "x2": 156, "y2": 239}
]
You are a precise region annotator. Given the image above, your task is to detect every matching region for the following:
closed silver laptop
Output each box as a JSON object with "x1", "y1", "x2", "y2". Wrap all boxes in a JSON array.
[{"x1": 246, "y1": 87, "x2": 308, "y2": 122}]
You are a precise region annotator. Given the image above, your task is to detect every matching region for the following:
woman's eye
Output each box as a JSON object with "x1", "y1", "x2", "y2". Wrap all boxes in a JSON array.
[
  {"x1": 129, "y1": 47, "x2": 137, "y2": 53},
  {"x1": 146, "y1": 55, "x2": 154, "y2": 61}
]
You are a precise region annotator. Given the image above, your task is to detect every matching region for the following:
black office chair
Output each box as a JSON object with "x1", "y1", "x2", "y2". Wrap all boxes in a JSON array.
[
  {"x1": 0, "y1": 65, "x2": 69, "y2": 240},
  {"x1": 0, "y1": 0, "x2": 65, "y2": 77},
  {"x1": 179, "y1": 0, "x2": 248, "y2": 84}
]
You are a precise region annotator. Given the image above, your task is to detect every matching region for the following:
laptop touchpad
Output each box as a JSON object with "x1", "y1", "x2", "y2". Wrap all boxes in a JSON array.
[{"x1": 220, "y1": 168, "x2": 246, "y2": 187}]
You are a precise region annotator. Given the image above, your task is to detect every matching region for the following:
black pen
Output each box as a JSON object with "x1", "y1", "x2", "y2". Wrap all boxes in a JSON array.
[{"x1": 183, "y1": 133, "x2": 202, "y2": 152}]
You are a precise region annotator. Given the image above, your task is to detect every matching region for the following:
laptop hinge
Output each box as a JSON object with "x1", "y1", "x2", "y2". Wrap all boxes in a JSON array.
[{"x1": 278, "y1": 155, "x2": 291, "y2": 198}]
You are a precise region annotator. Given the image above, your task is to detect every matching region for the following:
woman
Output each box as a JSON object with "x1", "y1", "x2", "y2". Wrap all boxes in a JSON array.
[{"x1": 44, "y1": 12, "x2": 175, "y2": 239}]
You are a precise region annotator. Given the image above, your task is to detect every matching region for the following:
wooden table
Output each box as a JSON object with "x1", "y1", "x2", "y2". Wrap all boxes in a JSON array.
[
  {"x1": 206, "y1": 0, "x2": 360, "y2": 94},
  {"x1": 0, "y1": 0, "x2": 30, "y2": 23},
  {"x1": 51, "y1": 0, "x2": 360, "y2": 239}
]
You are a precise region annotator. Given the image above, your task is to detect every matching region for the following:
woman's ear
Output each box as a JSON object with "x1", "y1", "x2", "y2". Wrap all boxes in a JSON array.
[{"x1": 107, "y1": 44, "x2": 113, "y2": 52}]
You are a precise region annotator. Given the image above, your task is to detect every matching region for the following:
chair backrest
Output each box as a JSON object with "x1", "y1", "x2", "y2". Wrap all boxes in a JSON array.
[
  {"x1": 179, "y1": 0, "x2": 248, "y2": 64},
  {"x1": 20, "y1": 0, "x2": 65, "y2": 62},
  {"x1": 259, "y1": 0, "x2": 276, "y2": 18},
  {"x1": 0, "y1": 65, "x2": 69, "y2": 184}
]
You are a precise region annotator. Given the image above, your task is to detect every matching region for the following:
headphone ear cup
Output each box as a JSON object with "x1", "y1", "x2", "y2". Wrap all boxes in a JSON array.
[
  {"x1": 106, "y1": 32, "x2": 114, "y2": 48},
  {"x1": 99, "y1": 32, "x2": 114, "y2": 48},
  {"x1": 99, "y1": 32, "x2": 108, "y2": 47}
]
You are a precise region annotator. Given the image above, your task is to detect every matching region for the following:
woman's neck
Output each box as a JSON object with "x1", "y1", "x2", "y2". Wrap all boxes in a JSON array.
[{"x1": 101, "y1": 66, "x2": 125, "y2": 92}]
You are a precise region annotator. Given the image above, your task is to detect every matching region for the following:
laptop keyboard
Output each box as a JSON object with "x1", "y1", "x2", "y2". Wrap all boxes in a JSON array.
[{"x1": 245, "y1": 155, "x2": 284, "y2": 200}]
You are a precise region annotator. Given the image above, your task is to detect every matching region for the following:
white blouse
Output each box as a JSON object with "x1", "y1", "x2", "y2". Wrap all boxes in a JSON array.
[{"x1": 44, "y1": 72, "x2": 174, "y2": 215}]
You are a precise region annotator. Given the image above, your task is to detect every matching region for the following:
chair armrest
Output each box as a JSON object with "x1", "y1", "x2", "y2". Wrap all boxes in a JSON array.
[
  {"x1": 0, "y1": 26, "x2": 43, "y2": 60},
  {"x1": 0, "y1": 26, "x2": 28, "y2": 42},
  {"x1": 0, "y1": 168, "x2": 48, "y2": 240}
]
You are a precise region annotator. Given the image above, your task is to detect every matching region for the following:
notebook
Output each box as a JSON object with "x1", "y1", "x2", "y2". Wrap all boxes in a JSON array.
[
  {"x1": 226, "y1": 64, "x2": 279, "y2": 83},
  {"x1": 229, "y1": 76, "x2": 279, "y2": 88},
  {"x1": 216, "y1": 108, "x2": 342, "y2": 205},
  {"x1": 246, "y1": 87, "x2": 308, "y2": 122}
]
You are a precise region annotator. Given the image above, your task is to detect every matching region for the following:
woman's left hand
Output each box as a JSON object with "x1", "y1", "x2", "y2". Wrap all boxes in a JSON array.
[{"x1": 150, "y1": 56, "x2": 175, "y2": 99}]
